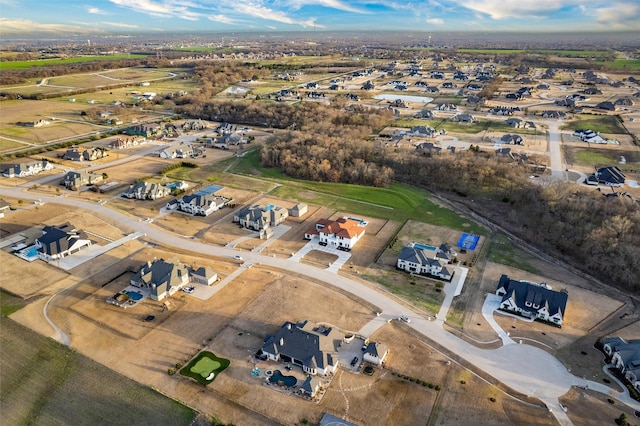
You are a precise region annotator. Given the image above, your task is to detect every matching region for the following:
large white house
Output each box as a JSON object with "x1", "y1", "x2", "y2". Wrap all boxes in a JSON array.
[
  {"x1": 396, "y1": 243, "x2": 455, "y2": 281},
  {"x1": 169, "y1": 194, "x2": 229, "y2": 216},
  {"x1": 233, "y1": 204, "x2": 288, "y2": 231},
  {"x1": 304, "y1": 218, "x2": 366, "y2": 250},
  {"x1": 3, "y1": 160, "x2": 53, "y2": 178},
  {"x1": 496, "y1": 275, "x2": 568, "y2": 327},
  {"x1": 35, "y1": 223, "x2": 92, "y2": 261},
  {"x1": 362, "y1": 341, "x2": 389, "y2": 366},
  {"x1": 260, "y1": 321, "x2": 342, "y2": 376},
  {"x1": 602, "y1": 337, "x2": 640, "y2": 392}
]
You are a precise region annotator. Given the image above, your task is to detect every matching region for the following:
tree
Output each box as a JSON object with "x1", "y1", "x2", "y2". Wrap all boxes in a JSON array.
[{"x1": 616, "y1": 413, "x2": 628, "y2": 426}]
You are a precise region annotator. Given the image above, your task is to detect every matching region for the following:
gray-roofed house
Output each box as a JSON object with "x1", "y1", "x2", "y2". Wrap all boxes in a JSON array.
[
  {"x1": 587, "y1": 166, "x2": 626, "y2": 187},
  {"x1": 496, "y1": 274, "x2": 568, "y2": 327},
  {"x1": 596, "y1": 101, "x2": 616, "y2": 111},
  {"x1": 233, "y1": 204, "x2": 288, "y2": 231},
  {"x1": 500, "y1": 134, "x2": 525, "y2": 145},
  {"x1": 189, "y1": 266, "x2": 218, "y2": 286},
  {"x1": 34, "y1": 223, "x2": 92, "y2": 261},
  {"x1": 260, "y1": 320, "x2": 343, "y2": 376},
  {"x1": 602, "y1": 337, "x2": 640, "y2": 392},
  {"x1": 299, "y1": 376, "x2": 322, "y2": 398},
  {"x1": 319, "y1": 413, "x2": 357, "y2": 426},
  {"x1": 363, "y1": 341, "x2": 389, "y2": 366},
  {"x1": 123, "y1": 181, "x2": 170, "y2": 200},
  {"x1": 288, "y1": 203, "x2": 308, "y2": 218},
  {"x1": 3, "y1": 160, "x2": 53, "y2": 178},
  {"x1": 396, "y1": 246, "x2": 453, "y2": 281},
  {"x1": 60, "y1": 170, "x2": 103, "y2": 190},
  {"x1": 130, "y1": 258, "x2": 190, "y2": 301},
  {"x1": 177, "y1": 194, "x2": 228, "y2": 216}
]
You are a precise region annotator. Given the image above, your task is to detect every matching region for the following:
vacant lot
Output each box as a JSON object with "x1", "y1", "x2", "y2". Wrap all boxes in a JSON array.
[{"x1": 0, "y1": 318, "x2": 195, "y2": 426}]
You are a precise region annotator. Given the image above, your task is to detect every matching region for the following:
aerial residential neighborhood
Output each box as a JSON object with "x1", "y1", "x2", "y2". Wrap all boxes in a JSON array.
[{"x1": 1, "y1": 20, "x2": 639, "y2": 426}]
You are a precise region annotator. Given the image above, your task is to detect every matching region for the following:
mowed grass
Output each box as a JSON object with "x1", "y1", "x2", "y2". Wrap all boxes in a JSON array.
[
  {"x1": 598, "y1": 59, "x2": 640, "y2": 70},
  {"x1": 225, "y1": 149, "x2": 485, "y2": 233},
  {"x1": 180, "y1": 351, "x2": 230, "y2": 385},
  {"x1": 0, "y1": 318, "x2": 195, "y2": 425},
  {"x1": 561, "y1": 115, "x2": 627, "y2": 134},
  {"x1": 486, "y1": 234, "x2": 537, "y2": 273},
  {"x1": 456, "y1": 48, "x2": 611, "y2": 58},
  {"x1": 0, "y1": 290, "x2": 26, "y2": 316},
  {"x1": 0, "y1": 54, "x2": 148, "y2": 70},
  {"x1": 566, "y1": 147, "x2": 640, "y2": 168}
]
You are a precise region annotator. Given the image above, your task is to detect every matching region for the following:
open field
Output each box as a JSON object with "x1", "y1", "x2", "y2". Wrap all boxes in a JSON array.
[
  {"x1": 561, "y1": 115, "x2": 628, "y2": 135},
  {"x1": 0, "y1": 55, "x2": 149, "y2": 70},
  {"x1": 560, "y1": 388, "x2": 639, "y2": 425},
  {"x1": 0, "y1": 317, "x2": 195, "y2": 425}
]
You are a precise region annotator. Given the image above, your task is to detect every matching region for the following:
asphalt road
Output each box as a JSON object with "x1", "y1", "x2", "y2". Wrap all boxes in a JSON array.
[{"x1": 2, "y1": 186, "x2": 639, "y2": 423}]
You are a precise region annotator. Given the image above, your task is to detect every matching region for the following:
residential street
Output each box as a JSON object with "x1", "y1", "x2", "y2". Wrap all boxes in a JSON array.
[{"x1": 2, "y1": 186, "x2": 639, "y2": 424}]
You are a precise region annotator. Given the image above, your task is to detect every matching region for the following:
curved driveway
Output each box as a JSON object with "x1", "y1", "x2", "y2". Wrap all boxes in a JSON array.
[{"x1": 2, "y1": 186, "x2": 639, "y2": 423}]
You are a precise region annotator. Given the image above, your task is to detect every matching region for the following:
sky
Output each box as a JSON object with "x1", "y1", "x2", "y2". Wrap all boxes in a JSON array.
[{"x1": 1, "y1": 0, "x2": 639, "y2": 35}]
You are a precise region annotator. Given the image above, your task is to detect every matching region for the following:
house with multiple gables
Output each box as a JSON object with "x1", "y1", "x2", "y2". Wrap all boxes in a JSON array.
[
  {"x1": 130, "y1": 258, "x2": 218, "y2": 301},
  {"x1": 167, "y1": 193, "x2": 229, "y2": 216},
  {"x1": 109, "y1": 136, "x2": 145, "y2": 149},
  {"x1": 496, "y1": 274, "x2": 568, "y2": 327},
  {"x1": 505, "y1": 118, "x2": 536, "y2": 129},
  {"x1": 451, "y1": 113, "x2": 476, "y2": 124},
  {"x1": 233, "y1": 204, "x2": 288, "y2": 231},
  {"x1": 3, "y1": 160, "x2": 53, "y2": 178},
  {"x1": 500, "y1": 134, "x2": 525, "y2": 145},
  {"x1": 602, "y1": 337, "x2": 640, "y2": 392},
  {"x1": 35, "y1": 223, "x2": 92, "y2": 261},
  {"x1": 259, "y1": 320, "x2": 343, "y2": 376},
  {"x1": 396, "y1": 244, "x2": 455, "y2": 281},
  {"x1": 62, "y1": 147, "x2": 107, "y2": 162},
  {"x1": 122, "y1": 181, "x2": 170, "y2": 200},
  {"x1": 304, "y1": 218, "x2": 366, "y2": 251},
  {"x1": 586, "y1": 166, "x2": 626, "y2": 187},
  {"x1": 60, "y1": 170, "x2": 103, "y2": 190}
]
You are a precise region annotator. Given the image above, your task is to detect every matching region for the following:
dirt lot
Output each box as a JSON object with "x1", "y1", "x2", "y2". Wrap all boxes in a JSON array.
[{"x1": 560, "y1": 387, "x2": 639, "y2": 426}]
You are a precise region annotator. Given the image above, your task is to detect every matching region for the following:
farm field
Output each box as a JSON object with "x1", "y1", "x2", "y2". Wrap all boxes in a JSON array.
[
  {"x1": 0, "y1": 317, "x2": 195, "y2": 426},
  {"x1": 0, "y1": 54, "x2": 149, "y2": 70}
]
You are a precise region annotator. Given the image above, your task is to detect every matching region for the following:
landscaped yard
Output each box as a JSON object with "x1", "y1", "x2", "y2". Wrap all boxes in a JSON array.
[
  {"x1": 180, "y1": 351, "x2": 230, "y2": 385},
  {"x1": 561, "y1": 115, "x2": 627, "y2": 135}
]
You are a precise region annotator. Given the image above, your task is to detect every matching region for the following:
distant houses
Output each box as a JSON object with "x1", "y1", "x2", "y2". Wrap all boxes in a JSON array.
[
  {"x1": 62, "y1": 147, "x2": 108, "y2": 162},
  {"x1": 3, "y1": 160, "x2": 53, "y2": 178},
  {"x1": 496, "y1": 274, "x2": 568, "y2": 327},
  {"x1": 396, "y1": 243, "x2": 455, "y2": 281},
  {"x1": 109, "y1": 136, "x2": 145, "y2": 149}
]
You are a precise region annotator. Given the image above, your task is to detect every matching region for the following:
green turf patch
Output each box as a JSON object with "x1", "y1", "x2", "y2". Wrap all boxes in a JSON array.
[
  {"x1": 180, "y1": 351, "x2": 229, "y2": 385},
  {"x1": 561, "y1": 115, "x2": 627, "y2": 135},
  {"x1": 0, "y1": 290, "x2": 26, "y2": 317},
  {"x1": 486, "y1": 234, "x2": 538, "y2": 273},
  {"x1": 0, "y1": 54, "x2": 148, "y2": 70}
]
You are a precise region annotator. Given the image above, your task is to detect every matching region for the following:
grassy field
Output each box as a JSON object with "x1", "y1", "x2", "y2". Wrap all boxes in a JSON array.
[
  {"x1": 222, "y1": 149, "x2": 485, "y2": 233},
  {"x1": 597, "y1": 59, "x2": 640, "y2": 70},
  {"x1": 565, "y1": 147, "x2": 640, "y2": 168},
  {"x1": 562, "y1": 115, "x2": 627, "y2": 134},
  {"x1": 0, "y1": 318, "x2": 195, "y2": 425},
  {"x1": 0, "y1": 54, "x2": 148, "y2": 70},
  {"x1": 395, "y1": 118, "x2": 539, "y2": 135},
  {"x1": 0, "y1": 290, "x2": 26, "y2": 316},
  {"x1": 485, "y1": 234, "x2": 538, "y2": 273},
  {"x1": 456, "y1": 48, "x2": 611, "y2": 58}
]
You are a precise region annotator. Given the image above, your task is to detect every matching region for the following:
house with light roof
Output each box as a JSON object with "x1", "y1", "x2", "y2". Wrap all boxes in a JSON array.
[{"x1": 304, "y1": 218, "x2": 365, "y2": 250}]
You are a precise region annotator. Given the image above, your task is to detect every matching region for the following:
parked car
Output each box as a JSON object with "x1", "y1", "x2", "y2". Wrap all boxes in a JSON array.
[
  {"x1": 182, "y1": 286, "x2": 195, "y2": 294},
  {"x1": 400, "y1": 315, "x2": 411, "y2": 323},
  {"x1": 233, "y1": 255, "x2": 243, "y2": 260},
  {"x1": 143, "y1": 315, "x2": 155, "y2": 322},
  {"x1": 351, "y1": 356, "x2": 359, "y2": 366}
]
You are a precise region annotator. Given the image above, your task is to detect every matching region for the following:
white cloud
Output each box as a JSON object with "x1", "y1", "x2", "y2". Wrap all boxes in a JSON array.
[
  {"x1": 426, "y1": 17, "x2": 444, "y2": 25},
  {"x1": 207, "y1": 14, "x2": 237, "y2": 25},
  {"x1": 0, "y1": 18, "x2": 100, "y2": 34},
  {"x1": 286, "y1": 0, "x2": 367, "y2": 13},
  {"x1": 455, "y1": 0, "x2": 582, "y2": 19},
  {"x1": 100, "y1": 21, "x2": 139, "y2": 28},
  {"x1": 109, "y1": 0, "x2": 201, "y2": 20},
  {"x1": 593, "y1": 2, "x2": 640, "y2": 28},
  {"x1": 86, "y1": 6, "x2": 108, "y2": 15}
]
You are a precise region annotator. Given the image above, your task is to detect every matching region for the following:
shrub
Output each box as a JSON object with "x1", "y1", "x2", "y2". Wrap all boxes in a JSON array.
[
  {"x1": 168, "y1": 368, "x2": 175, "y2": 375},
  {"x1": 434, "y1": 385, "x2": 441, "y2": 391}
]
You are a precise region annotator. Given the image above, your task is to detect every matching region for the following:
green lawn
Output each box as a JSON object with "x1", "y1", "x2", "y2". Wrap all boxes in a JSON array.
[
  {"x1": 0, "y1": 290, "x2": 26, "y2": 316},
  {"x1": 455, "y1": 48, "x2": 611, "y2": 58},
  {"x1": 561, "y1": 115, "x2": 627, "y2": 134},
  {"x1": 486, "y1": 234, "x2": 537, "y2": 273},
  {"x1": 0, "y1": 54, "x2": 148, "y2": 70},
  {"x1": 1, "y1": 318, "x2": 195, "y2": 425},
  {"x1": 597, "y1": 59, "x2": 640, "y2": 70},
  {"x1": 180, "y1": 351, "x2": 230, "y2": 385}
]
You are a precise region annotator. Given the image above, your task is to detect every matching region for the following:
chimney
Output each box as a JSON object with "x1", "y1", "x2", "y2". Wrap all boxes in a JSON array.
[
  {"x1": 280, "y1": 338, "x2": 284, "y2": 346},
  {"x1": 287, "y1": 323, "x2": 291, "y2": 330}
]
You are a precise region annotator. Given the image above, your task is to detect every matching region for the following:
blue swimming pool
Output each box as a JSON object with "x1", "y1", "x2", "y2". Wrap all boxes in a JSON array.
[
  {"x1": 413, "y1": 243, "x2": 436, "y2": 251},
  {"x1": 125, "y1": 290, "x2": 143, "y2": 301}
]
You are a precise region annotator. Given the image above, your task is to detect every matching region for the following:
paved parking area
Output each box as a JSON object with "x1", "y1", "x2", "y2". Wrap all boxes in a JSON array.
[{"x1": 288, "y1": 238, "x2": 351, "y2": 273}]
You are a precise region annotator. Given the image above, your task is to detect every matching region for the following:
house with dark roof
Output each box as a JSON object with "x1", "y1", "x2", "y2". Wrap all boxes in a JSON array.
[
  {"x1": 602, "y1": 337, "x2": 640, "y2": 392},
  {"x1": 260, "y1": 321, "x2": 343, "y2": 376},
  {"x1": 304, "y1": 218, "x2": 365, "y2": 250},
  {"x1": 542, "y1": 110, "x2": 567, "y2": 119},
  {"x1": 496, "y1": 274, "x2": 568, "y2": 327},
  {"x1": 406, "y1": 125, "x2": 436, "y2": 137},
  {"x1": 189, "y1": 266, "x2": 218, "y2": 286},
  {"x1": 233, "y1": 204, "x2": 288, "y2": 231},
  {"x1": 451, "y1": 113, "x2": 476, "y2": 124},
  {"x1": 3, "y1": 160, "x2": 53, "y2": 178},
  {"x1": 595, "y1": 101, "x2": 616, "y2": 111},
  {"x1": 396, "y1": 245, "x2": 453, "y2": 281},
  {"x1": 586, "y1": 166, "x2": 626, "y2": 187},
  {"x1": 175, "y1": 194, "x2": 229, "y2": 216},
  {"x1": 299, "y1": 375, "x2": 322, "y2": 398},
  {"x1": 500, "y1": 134, "x2": 525, "y2": 145},
  {"x1": 130, "y1": 258, "x2": 190, "y2": 301},
  {"x1": 414, "y1": 109, "x2": 434, "y2": 119},
  {"x1": 60, "y1": 170, "x2": 103, "y2": 190},
  {"x1": 363, "y1": 341, "x2": 389, "y2": 366},
  {"x1": 122, "y1": 181, "x2": 170, "y2": 200},
  {"x1": 35, "y1": 223, "x2": 92, "y2": 261}
]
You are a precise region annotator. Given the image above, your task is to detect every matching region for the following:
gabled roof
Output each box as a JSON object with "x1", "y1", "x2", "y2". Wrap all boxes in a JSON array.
[
  {"x1": 595, "y1": 166, "x2": 625, "y2": 185},
  {"x1": 37, "y1": 223, "x2": 89, "y2": 256},
  {"x1": 364, "y1": 341, "x2": 388, "y2": 359},
  {"x1": 498, "y1": 274, "x2": 568, "y2": 318}
]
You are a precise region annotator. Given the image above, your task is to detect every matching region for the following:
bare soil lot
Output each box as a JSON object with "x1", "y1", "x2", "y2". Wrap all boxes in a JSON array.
[{"x1": 560, "y1": 387, "x2": 639, "y2": 426}]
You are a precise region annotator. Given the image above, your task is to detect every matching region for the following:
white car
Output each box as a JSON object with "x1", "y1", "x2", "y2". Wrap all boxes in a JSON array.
[
  {"x1": 400, "y1": 315, "x2": 411, "y2": 323},
  {"x1": 182, "y1": 286, "x2": 195, "y2": 294},
  {"x1": 233, "y1": 255, "x2": 243, "y2": 261}
]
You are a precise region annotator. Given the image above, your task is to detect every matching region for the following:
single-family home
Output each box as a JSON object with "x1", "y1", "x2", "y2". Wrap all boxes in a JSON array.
[
  {"x1": 233, "y1": 204, "x2": 288, "y2": 231},
  {"x1": 615, "y1": 97, "x2": 634, "y2": 107},
  {"x1": 60, "y1": 170, "x2": 103, "y2": 190},
  {"x1": 505, "y1": 118, "x2": 536, "y2": 129},
  {"x1": 396, "y1": 245, "x2": 453, "y2": 281},
  {"x1": 500, "y1": 134, "x2": 525, "y2": 145},
  {"x1": 601, "y1": 337, "x2": 640, "y2": 392},
  {"x1": 496, "y1": 274, "x2": 568, "y2": 326},
  {"x1": 3, "y1": 160, "x2": 53, "y2": 178},
  {"x1": 542, "y1": 110, "x2": 567, "y2": 119},
  {"x1": 363, "y1": 341, "x2": 389, "y2": 366},
  {"x1": 406, "y1": 125, "x2": 436, "y2": 137},
  {"x1": 434, "y1": 103, "x2": 457, "y2": 112},
  {"x1": 304, "y1": 218, "x2": 366, "y2": 251},
  {"x1": 159, "y1": 148, "x2": 177, "y2": 159},
  {"x1": 34, "y1": 223, "x2": 92, "y2": 261},
  {"x1": 0, "y1": 200, "x2": 10, "y2": 218},
  {"x1": 175, "y1": 193, "x2": 228, "y2": 216},
  {"x1": 130, "y1": 258, "x2": 190, "y2": 301},
  {"x1": 451, "y1": 113, "x2": 476, "y2": 124},
  {"x1": 122, "y1": 181, "x2": 170, "y2": 200},
  {"x1": 414, "y1": 109, "x2": 434, "y2": 119},
  {"x1": 189, "y1": 266, "x2": 218, "y2": 285},
  {"x1": 595, "y1": 101, "x2": 616, "y2": 111},
  {"x1": 586, "y1": 166, "x2": 626, "y2": 187},
  {"x1": 260, "y1": 320, "x2": 342, "y2": 376},
  {"x1": 299, "y1": 376, "x2": 322, "y2": 398}
]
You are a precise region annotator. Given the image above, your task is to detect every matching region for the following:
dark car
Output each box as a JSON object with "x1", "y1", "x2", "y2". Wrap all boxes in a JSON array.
[
  {"x1": 351, "y1": 356, "x2": 359, "y2": 366},
  {"x1": 143, "y1": 315, "x2": 155, "y2": 322}
]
